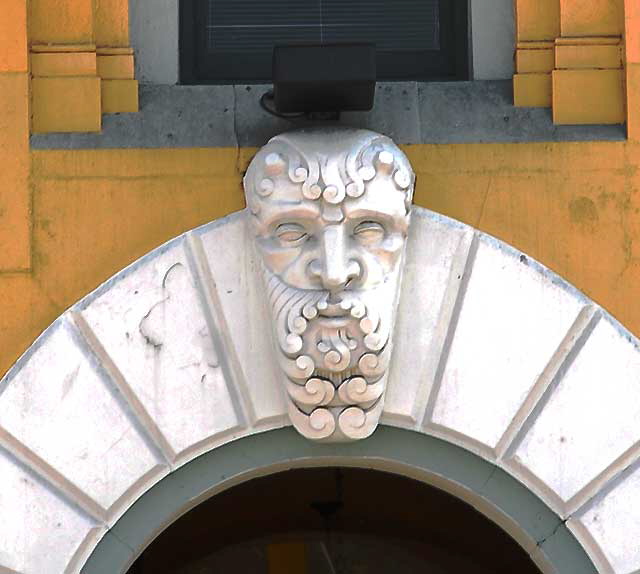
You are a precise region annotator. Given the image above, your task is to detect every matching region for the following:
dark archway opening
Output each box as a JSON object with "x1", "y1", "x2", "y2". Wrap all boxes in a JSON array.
[{"x1": 129, "y1": 467, "x2": 540, "y2": 573}]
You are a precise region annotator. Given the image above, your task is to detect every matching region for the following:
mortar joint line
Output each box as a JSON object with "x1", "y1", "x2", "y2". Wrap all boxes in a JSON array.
[
  {"x1": 496, "y1": 305, "x2": 601, "y2": 462},
  {"x1": 67, "y1": 310, "x2": 177, "y2": 468},
  {"x1": 185, "y1": 231, "x2": 257, "y2": 428},
  {"x1": 422, "y1": 232, "x2": 480, "y2": 428}
]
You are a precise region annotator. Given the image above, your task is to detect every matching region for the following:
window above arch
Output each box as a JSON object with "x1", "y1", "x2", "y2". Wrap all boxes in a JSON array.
[
  {"x1": 132, "y1": 0, "x2": 517, "y2": 85},
  {"x1": 179, "y1": 0, "x2": 469, "y2": 84}
]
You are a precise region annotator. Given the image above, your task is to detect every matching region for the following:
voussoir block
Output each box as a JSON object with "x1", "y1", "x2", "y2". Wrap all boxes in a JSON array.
[
  {"x1": 101, "y1": 79, "x2": 139, "y2": 114},
  {"x1": 32, "y1": 76, "x2": 101, "y2": 133},
  {"x1": 513, "y1": 73, "x2": 552, "y2": 107},
  {"x1": 552, "y1": 69, "x2": 625, "y2": 124}
]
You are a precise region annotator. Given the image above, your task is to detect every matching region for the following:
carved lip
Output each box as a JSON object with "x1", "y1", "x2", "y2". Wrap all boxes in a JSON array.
[
  {"x1": 316, "y1": 316, "x2": 350, "y2": 328},
  {"x1": 317, "y1": 303, "x2": 351, "y2": 327},
  {"x1": 317, "y1": 302, "x2": 349, "y2": 317}
]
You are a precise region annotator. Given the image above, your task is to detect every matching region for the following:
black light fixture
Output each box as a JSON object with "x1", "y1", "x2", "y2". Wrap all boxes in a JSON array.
[{"x1": 261, "y1": 43, "x2": 376, "y2": 120}]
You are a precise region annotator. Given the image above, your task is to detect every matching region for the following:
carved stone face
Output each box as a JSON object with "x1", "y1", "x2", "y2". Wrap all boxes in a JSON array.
[{"x1": 244, "y1": 128, "x2": 414, "y2": 442}]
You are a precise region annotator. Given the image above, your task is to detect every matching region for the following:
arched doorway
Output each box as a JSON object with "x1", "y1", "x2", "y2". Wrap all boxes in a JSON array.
[
  {"x1": 81, "y1": 427, "x2": 595, "y2": 574},
  {"x1": 130, "y1": 465, "x2": 540, "y2": 573}
]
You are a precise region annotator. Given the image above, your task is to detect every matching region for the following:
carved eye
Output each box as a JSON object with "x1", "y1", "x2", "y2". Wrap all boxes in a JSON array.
[
  {"x1": 276, "y1": 223, "x2": 308, "y2": 245},
  {"x1": 354, "y1": 221, "x2": 385, "y2": 242}
]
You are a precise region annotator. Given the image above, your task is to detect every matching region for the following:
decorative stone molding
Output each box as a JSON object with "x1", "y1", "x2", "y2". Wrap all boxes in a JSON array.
[
  {"x1": 30, "y1": 44, "x2": 102, "y2": 133},
  {"x1": 29, "y1": 0, "x2": 138, "y2": 134},
  {"x1": 244, "y1": 129, "x2": 414, "y2": 442},
  {"x1": 30, "y1": 43, "x2": 139, "y2": 133},
  {"x1": 2, "y1": 133, "x2": 640, "y2": 571},
  {"x1": 513, "y1": 0, "x2": 625, "y2": 125}
]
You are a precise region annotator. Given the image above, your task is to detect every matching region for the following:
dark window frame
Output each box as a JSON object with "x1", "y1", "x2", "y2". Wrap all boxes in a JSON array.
[{"x1": 180, "y1": 0, "x2": 469, "y2": 84}]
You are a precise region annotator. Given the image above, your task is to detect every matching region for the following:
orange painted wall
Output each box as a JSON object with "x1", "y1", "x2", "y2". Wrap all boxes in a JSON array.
[
  {"x1": 1, "y1": 0, "x2": 640, "y2": 378},
  {"x1": 2, "y1": 142, "x2": 639, "y2": 379},
  {"x1": 0, "y1": 0, "x2": 30, "y2": 272}
]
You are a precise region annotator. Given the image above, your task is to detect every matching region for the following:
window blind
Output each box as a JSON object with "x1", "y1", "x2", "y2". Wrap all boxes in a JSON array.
[
  {"x1": 180, "y1": 0, "x2": 467, "y2": 83},
  {"x1": 206, "y1": 0, "x2": 440, "y2": 53}
]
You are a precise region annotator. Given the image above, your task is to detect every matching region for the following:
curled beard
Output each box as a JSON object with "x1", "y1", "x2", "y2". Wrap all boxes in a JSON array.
[{"x1": 263, "y1": 267, "x2": 397, "y2": 442}]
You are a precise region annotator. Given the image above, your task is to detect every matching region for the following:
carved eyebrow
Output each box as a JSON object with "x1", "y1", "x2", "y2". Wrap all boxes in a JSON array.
[
  {"x1": 260, "y1": 204, "x2": 322, "y2": 228},
  {"x1": 344, "y1": 207, "x2": 406, "y2": 224}
]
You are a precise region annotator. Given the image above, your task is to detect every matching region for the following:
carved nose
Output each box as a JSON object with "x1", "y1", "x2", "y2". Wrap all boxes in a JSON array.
[{"x1": 313, "y1": 225, "x2": 360, "y2": 292}]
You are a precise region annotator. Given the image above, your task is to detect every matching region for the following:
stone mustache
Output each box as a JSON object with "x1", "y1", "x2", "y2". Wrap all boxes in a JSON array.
[{"x1": 244, "y1": 128, "x2": 414, "y2": 442}]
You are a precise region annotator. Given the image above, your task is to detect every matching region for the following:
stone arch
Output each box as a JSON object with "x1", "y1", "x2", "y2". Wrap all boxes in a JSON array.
[
  {"x1": 1, "y1": 207, "x2": 639, "y2": 573},
  {"x1": 82, "y1": 427, "x2": 595, "y2": 573}
]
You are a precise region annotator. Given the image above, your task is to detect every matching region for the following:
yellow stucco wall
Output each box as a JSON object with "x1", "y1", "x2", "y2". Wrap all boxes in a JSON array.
[
  {"x1": 1, "y1": 142, "x2": 638, "y2": 378},
  {"x1": 1, "y1": 0, "x2": 639, "y2": 378}
]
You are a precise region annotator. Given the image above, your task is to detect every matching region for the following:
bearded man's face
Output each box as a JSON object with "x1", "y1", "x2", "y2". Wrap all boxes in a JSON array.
[{"x1": 245, "y1": 129, "x2": 413, "y2": 442}]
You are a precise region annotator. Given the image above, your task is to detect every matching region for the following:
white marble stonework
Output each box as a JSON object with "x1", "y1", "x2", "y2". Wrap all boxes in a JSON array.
[
  {"x1": 243, "y1": 129, "x2": 415, "y2": 442},
  {"x1": 78, "y1": 237, "x2": 241, "y2": 462},
  {"x1": 1, "y1": 207, "x2": 640, "y2": 574}
]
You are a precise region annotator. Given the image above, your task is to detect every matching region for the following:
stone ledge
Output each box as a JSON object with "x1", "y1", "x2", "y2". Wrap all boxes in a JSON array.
[{"x1": 29, "y1": 81, "x2": 625, "y2": 150}]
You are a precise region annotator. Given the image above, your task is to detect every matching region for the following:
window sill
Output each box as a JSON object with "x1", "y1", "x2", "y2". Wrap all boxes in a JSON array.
[{"x1": 30, "y1": 80, "x2": 625, "y2": 150}]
